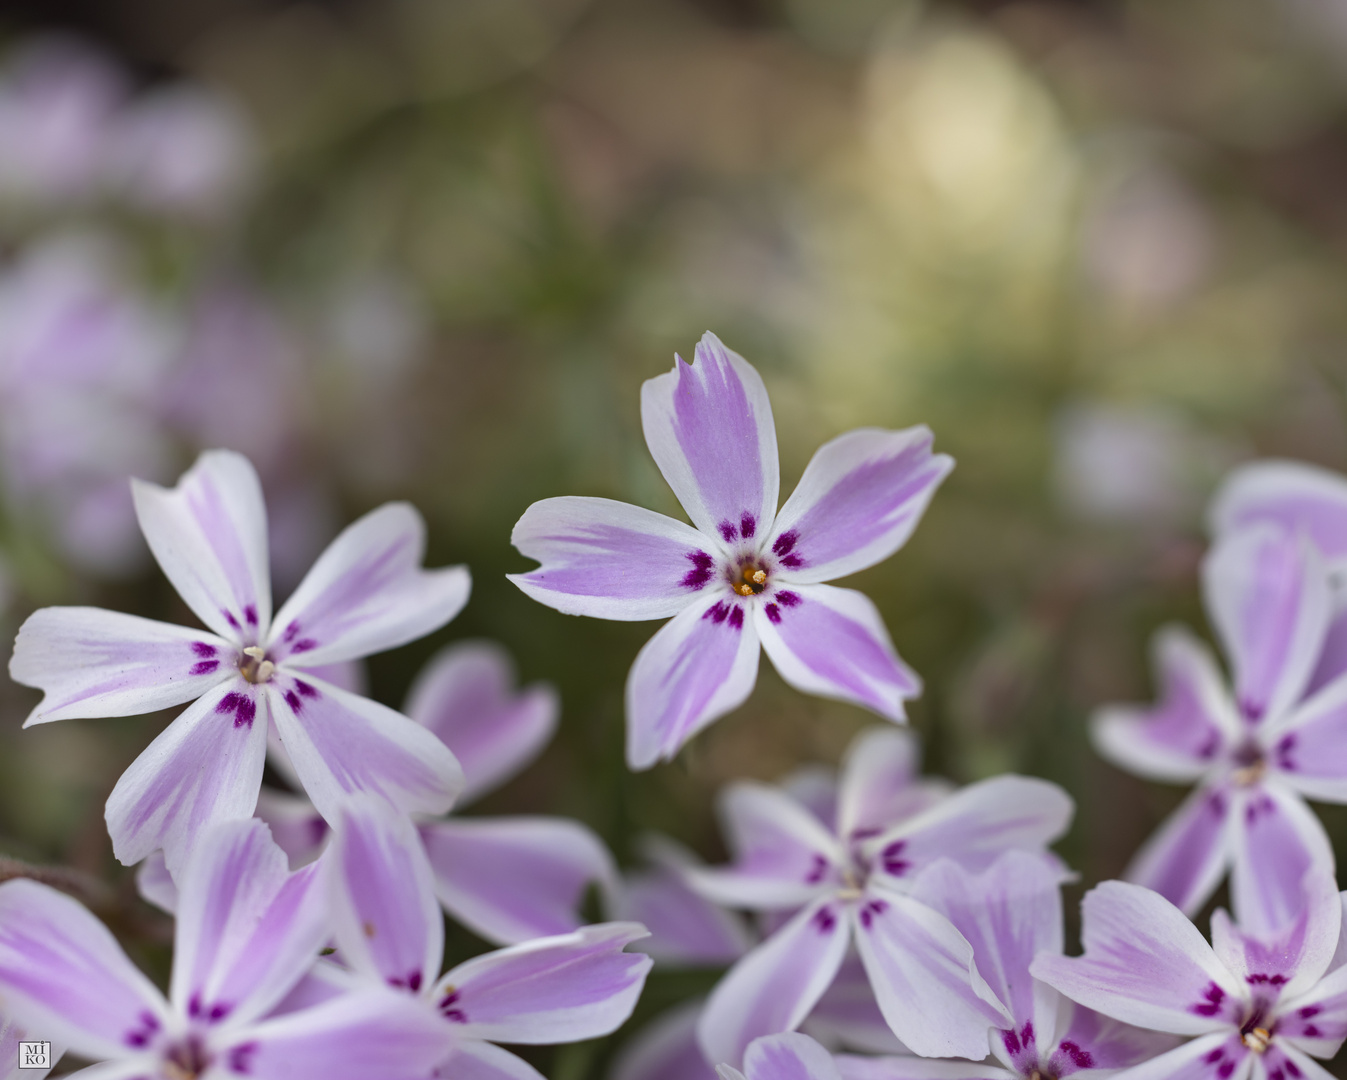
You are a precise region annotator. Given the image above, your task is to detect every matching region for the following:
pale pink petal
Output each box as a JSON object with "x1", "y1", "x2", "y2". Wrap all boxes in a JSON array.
[
  {"x1": 783, "y1": 766, "x2": 840, "y2": 829},
  {"x1": 741, "y1": 1032, "x2": 843, "y2": 1080},
  {"x1": 253, "y1": 788, "x2": 328, "y2": 866},
  {"x1": 508, "y1": 497, "x2": 719, "y2": 620},
  {"x1": 835, "y1": 727, "x2": 933, "y2": 839},
  {"x1": 1258, "y1": 1045, "x2": 1337, "y2": 1080},
  {"x1": 231, "y1": 988, "x2": 455, "y2": 1080},
  {"x1": 625, "y1": 591, "x2": 761, "y2": 770},
  {"x1": 803, "y1": 955, "x2": 905, "y2": 1054},
  {"x1": 696, "y1": 898, "x2": 850, "y2": 1069},
  {"x1": 1045, "y1": 1005, "x2": 1183, "y2": 1076},
  {"x1": 1101, "y1": 1034, "x2": 1250, "y2": 1080},
  {"x1": 404, "y1": 641, "x2": 558, "y2": 804},
  {"x1": 1276, "y1": 960, "x2": 1347, "y2": 1058},
  {"x1": 864, "y1": 776, "x2": 1073, "y2": 886},
  {"x1": 134, "y1": 851, "x2": 177, "y2": 914},
  {"x1": 267, "y1": 673, "x2": 463, "y2": 825},
  {"x1": 908, "y1": 852, "x2": 1065, "y2": 1031},
  {"x1": 10, "y1": 608, "x2": 234, "y2": 726},
  {"x1": 688, "y1": 780, "x2": 843, "y2": 911},
  {"x1": 851, "y1": 886, "x2": 1011, "y2": 1060},
  {"x1": 1210, "y1": 460, "x2": 1347, "y2": 565},
  {"x1": 419, "y1": 816, "x2": 617, "y2": 946},
  {"x1": 170, "y1": 818, "x2": 328, "y2": 1025},
  {"x1": 104, "y1": 679, "x2": 269, "y2": 874},
  {"x1": 131, "y1": 449, "x2": 271, "y2": 643},
  {"x1": 267, "y1": 502, "x2": 470, "y2": 667},
  {"x1": 640, "y1": 333, "x2": 779, "y2": 545},
  {"x1": 1202, "y1": 525, "x2": 1330, "y2": 724},
  {"x1": 328, "y1": 798, "x2": 442, "y2": 994},
  {"x1": 1211, "y1": 867, "x2": 1340, "y2": 999},
  {"x1": 0, "y1": 879, "x2": 169, "y2": 1061},
  {"x1": 767, "y1": 427, "x2": 952, "y2": 585},
  {"x1": 1125, "y1": 785, "x2": 1233, "y2": 917},
  {"x1": 612, "y1": 1000, "x2": 717, "y2": 1080},
  {"x1": 436, "y1": 1040, "x2": 547, "y2": 1080},
  {"x1": 433, "y1": 923, "x2": 651, "y2": 1044},
  {"x1": 1268, "y1": 674, "x2": 1347, "y2": 803},
  {"x1": 1228, "y1": 782, "x2": 1335, "y2": 938},
  {"x1": 834, "y1": 1058, "x2": 1010, "y2": 1080},
  {"x1": 1306, "y1": 607, "x2": 1347, "y2": 696},
  {"x1": 1092, "y1": 627, "x2": 1241, "y2": 782},
  {"x1": 1029, "y1": 881, "x2": 1246, "y2": 1036},
  {"x1": 755, "y1": 585, "x2": 917, "y2": 722}
]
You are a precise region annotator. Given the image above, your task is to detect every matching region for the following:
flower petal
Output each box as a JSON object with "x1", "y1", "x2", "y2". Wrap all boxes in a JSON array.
[
  {"x1": 0, "y1": 880, "x2": 169, "y2": 1061},
  {"x1": 131, "y1": 449, "x2": 271, "y2": 643},
  {"x1": 908, "y1": 852, "x2": 1065, "y2": 1032},
  {"x1": 1029, "y1": 880, "x2": 1246, "y2": 1036},
  {"x1": 834, "y1": 1060, "x2": 1011, "y2": 1080},
  {"x1": 433, "y1": 922, "x2": 652, "y2": 1044},
  {"x1": 10, "y1": 608, "x2": 234, "y2": 726},
  {"x1": 1211, "y1": 867, "x2": 1340, "y2": 999},
  {"x1": 1125, "y1": 785, "x2": 1233, "y2": 917},
  {"x1": 508, "y1": 496, "x2": 719, "y2": 620},
  {"x1": 1092, "y1": 627, "x2": 1241, "y2": 783},
  {"x1": 1202, "y1": 525, "x2": 1330, "y2": 724},
  {"x1": 611, "y1": 1000, "x2": 717, "y2": 1080},
  {"x1": 134, "y1": 851, "x2": 177, "y2": 914},
  {"x1": 419, "y1": 816, "x2": 618, "y2": 946},
  {"x1": 687, "y1": 780, "x2": 843, "y2": 911},
  {"x1": 404, "y1": 641, "x2": 558, "y2": 804},
  {"x1": 1228, "y1": 783, "x2": 1335, "y2": 938},
  {"x1": 696, "y1": 897, "x2": 850, "y2": 1069},
  {"x1": 267, "y1": 502, "x2": 470, "y2": 667},
  {"x1": 768, "y1": 427, "x2": 952, "y2": 585},
  {"x1": 268, "y1": 673, "x2": 463, "y2": 825},
  {"x1": 835, "y1": 727, "x2": 937, "y2": 839},
  {"x1": 851, "y1": 886, "x2": 1012, "y2": 1060},
  {"x1": 1210, "y1": 459, "x2": 1347, "y2": 565},
  {"x1": 864, "y1": 776, "x2": 1073, "y2": 887},
  {"x1": 1098, "y1": 1034, "x2": 1250, "y2": 1080},
  {"x1": 1268, "y1": 673, "x2": 1347, "y2": 803},
  {"x1": 741, "y1": 1032, "x2": 844, "y2": 1080},
  {"x1": 170, "y1": 818, "x2": 329, "y2": 1026},
  {"x1": 755, "y1": 584, "x2": 918, "y2": 721},
  {"x1": 803, "y1": 955, "x2": 905, "y2": 1054},
  {"x1": 231, "y1": 988, "x2": 455, "y2": 1080},
  {"x1": 1276, "y1": 957, "x2": 1347, "y2": 1058},
  {"x1": 1045, "y1": 1004, "x2": 1183, "y2": 1076},
  {"x1": 253, "y1": 788, "x2": 328, "y2": 866},
  {"x1": 327, "y1": 798, "x2": 442, "y2": 995},
  {"x1": 625, "y1": 591, "x2": 761, "y2": 770},
  {"x1": 104, "y1": 680, "x2": 269, "y2": 874},
  {"x1": 435, "y1": 1041, "x2": 547, "y2": 1080},
  {"x1": 640, "y1": 333, "x2": 779, "y2": 546},
  {"x1": 1258, "y1": 1044, "x2": 1337, "y2": 1080}
]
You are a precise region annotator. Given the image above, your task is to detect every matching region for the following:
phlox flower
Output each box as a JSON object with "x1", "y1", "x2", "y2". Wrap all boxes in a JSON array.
[
  {"x1": 321, "y1": 797, "x2": 653, "y2": 1079},
  {"x1": 9, "y1": 449, "x2": 469, "y2": 873},
  {"x1": 718, "y1": 1032, "x2": 844, "y2": 1080},
  {"x1": 0, "y1": 819, "x2": 454, "y2": 1080},
  {"x1": 1032, "y1": 870, "x2": 1347, "y2": 1080},
  {"x1": 832, "y1": 852, "x2": 1176, "y2": 1080},
  {"x1": 1093, "y1": 521, "x2": 1347, "y2": 933},
  {"x1": 509, "y1": 332, "x2": 952, "y2": 768},
  {"x1": 684, "y1": 727, "x2": 1073, "y2": 1066},
  {"x1": 249, "y1": 640, "x2": 617, "y2": 946}
]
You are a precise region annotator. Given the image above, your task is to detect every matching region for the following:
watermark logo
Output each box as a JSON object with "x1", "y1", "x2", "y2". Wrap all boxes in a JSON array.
[{"x1": 17, "y1": 1042, "x2": 50, "y2": 1070}]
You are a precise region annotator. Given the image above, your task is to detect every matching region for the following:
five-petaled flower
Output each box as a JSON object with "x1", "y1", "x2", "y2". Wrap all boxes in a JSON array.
[
  {"x1": 1032, "y1": 870, "x2": 1347, "y2": 1080},
  {"x1": 9, "y1": 449, "x2": 470, "y2": 873},
  {"x1": 509, "y1": 332, "x2": 953, "y2": 768}
]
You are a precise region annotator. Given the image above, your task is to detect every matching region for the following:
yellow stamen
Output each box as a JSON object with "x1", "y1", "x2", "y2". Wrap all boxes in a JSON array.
[
  {"x1": 736, "y1": 583, "x2": 754, "y2": 596},
  {"x1": 751, "y1": 569, "x2": 766, "y2": 584},
  {"x1": 1242, "y1": 1028, "x2": 1271, "y2": 1054},
  {"x1": 243, "y1": 646, "x2": 265, "y2": 660}
]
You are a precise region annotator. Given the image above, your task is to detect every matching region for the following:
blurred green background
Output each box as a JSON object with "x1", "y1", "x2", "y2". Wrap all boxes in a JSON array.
[{"x1": 2, "y1": 0, "x2": 1347, "y2": 1074}]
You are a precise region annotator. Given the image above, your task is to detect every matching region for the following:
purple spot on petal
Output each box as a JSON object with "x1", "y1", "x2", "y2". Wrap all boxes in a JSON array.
[
  {"x1": 124, "y1": 1011, "x2": 160, "y2": 1049},
  {"x1": 740, "y1": 513, "x2": 757, "y2": 539},
  {"x1": 881, "y1": 840, "x2": 909, "y2": 876},
  {"x1": 851, "y1": 826, "x2": 882, "y2": 840},
  {"x1": 1287, "y1": 1062, "x2": 1302, "y2": 1079},
  {"x1": 773, "y1": 530, "x2": 798, "y2": 556},
  {"x1": 719, "y1": 520, "x2": 738, "y2": 543},
  {"x1": 284, "y1": 690, "x2": 301, "y2": 713},
  {"x1": 812, "y1": 906, "x2": 837, "y2": 933},
  {"x1": 1241, "y1": 698, "x2": 1265, "y2": 723},
  {"x1": 234, "y1": 698, "x2": 256, "y2": 729},
  {"x1": 1277, "y1": 733, "x2": 1297, "y2": 771},
  {"x1": 295, "y1": 680, "x2": 318, "y2": 698},
  {"x1": 191, "y1": 641, "x2": 217, "y2": 658},
  {"x1": 439, "y1": 989, "x2": 467, "y2": 1023},
  {"x1": 728, "y1": 605, "x2": 744, "y2": 630},
  {"x1": 409, "y1": 971, "x2": 422, "y2": 993},
  {"x1": 1002, "y1": 1029, "x2": 1020, "y2": 1055},
  {"x1": 227, "y1": 1043, "x2": 258, "y2": 1075},
  {"x1": 781, "y1": 553, "x2": 804, "y2": 569},
  {"x1": 291, "y1": 639, "x2": 318, "y2": 654},
  {"x1": 224, "y1": 610, "x2": 241, "y2": 631},
  {"x1": 208, "y1": 1002, "x2": 230, "y2": 1022},
  {"x1": 681, "y1": 550, "x2": 715, "y2": 590},
  {"x1": 190, "y1": 660, "x2": 219, "y2": 676},
  {"x1": 859, "y1": 898, "x2": 888, "y2": 929},
  {"x1": 188, "y1": 993, "x2": 203, "y2": 1019},
  {"x1": 1218, "y1": 1062, "x2": 1235, "y2": 1079},
  {"x1": 1058, "y1": 1041, "x2": 1091, "y2": 1069},
  {"x1": 1301, "y1": 1006, "x2": 1322, "y2": 1019},
  {"x1": 1303, "y1": 1025, "x2": 1321, "y2": 1038},
  {"x1": 217, "y1": 692, "x2": 243, "y2": 715},
  {"x1": 1192, "y1": 983, "x2": 1226, "y2": 1017},
  {"x1": 765, "y1": 602, "x2": 781, "y2": 624},
  {"x1": 1205, "y1": 1050, "x2": 1225, "y2": 1065},
  {"x1": 283, "y1": 620, "x2": 301, "y2": 642},
  {"x1": 804, "y1": 854, "x2": 829, "y2": 884},
  {"x1": 244, "y1": 604, "x2": 258, "y2": 627},
  {"x1": 776, "y1": 590, "x2": 801, "y2": 607},
  {"x1": 703, "y1": 601, "x2": 730, "y2": 625}
]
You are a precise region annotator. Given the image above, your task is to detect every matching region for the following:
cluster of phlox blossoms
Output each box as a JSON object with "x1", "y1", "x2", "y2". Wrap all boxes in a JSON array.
[{"x1": 5, "y1": 333, "x2": 1347, "y2": 1080}]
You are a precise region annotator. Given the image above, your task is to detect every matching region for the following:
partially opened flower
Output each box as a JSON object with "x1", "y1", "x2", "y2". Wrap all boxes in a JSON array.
[
  {"x1": 9, "y1": 449, "x2": 469, "y2": 873},
  {"x1": 718, "y1": 1032, "x2": 844, "y2": 1080},
  {"x1": 0, "y1": 819, "x2": 454, "y2": 1080},
  {"x1": 1093, "y1": 521, "x2": 1347, "y2": 933},
  {"x1": 832, "y1": 852, "x2": 1175, "y2": 1080},
  {"x1": 509, "y1": 332, "x2": 952, "y2": 768},
  {"x1": 325, "y1": 797, "x2": 653, "y2": 1079},
  {"x1": 686, "y1": 727, "x2": 1073, "y2": 1066},
  {"x1": 254, "y1": 639, "x2": 617, "y2": 945},
  {"x1": 1031, "y1": 870, "x2": 1347, "y2": 1080}
]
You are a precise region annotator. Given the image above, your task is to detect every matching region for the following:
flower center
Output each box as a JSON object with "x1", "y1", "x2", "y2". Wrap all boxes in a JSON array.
[
  {"x1": 1231, "y1": 741, "x2": 1265, "y2": 787},
  {"x1": 733, "y1": 563, "x2": 768, "y2": 596},
  {"x1": 1242, "y1": 1027, "x2": 1272, "y2": 1054},
  {"x1": 239, "y1": 646, "x2": 275, "y2": 684},
  {"x1": 162, "y1": 1035, "x2": 212, "y2": 1080}
]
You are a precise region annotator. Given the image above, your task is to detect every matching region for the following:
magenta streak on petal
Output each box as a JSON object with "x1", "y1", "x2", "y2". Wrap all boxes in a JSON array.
[
  {"x1": 704, "y1": 601, "x2": 730, "y2": 625},
  {"x1": 720, "y1": 521, "x2": 738, "y2": 543},
  {"x1": 740, "y1": 513, "x2": 757, "y2": 539},
  {"x1": 187, "y1": 472, "x2": 261, "y2": 636},
  {"x1": 784, "y1": 443, "x2": 942, "y2": 572},
  {"x1": 880, "y1": 840, "x2": 909, "y2": 876},
  {"x1": 776, "y1": 590, "x2": 801, "y2": 607},
  {"x1": 227, "y1": 1042, "x2": 259, "y2": 1074},
  {"x1": 192, "y1": 642, "x2": 218, "y2": 657},
  {"x1": 244, "y1": 605, "x2": 258, "y2": 627},
  {"x1": 283, "y1": 621, "x2": 301, "y2": 642},
  {"x1": 1192, "y1": 983, "x2": 1226, "y2": 1017},
  {"x1": 812, "y1": 905, "x2": 838, "y2": 933},
  {"x1": 682, "y1": 550, "x2": 715, "y2": 590},
  {"x1": 125, "y1": 1010, "x2": 161, "y2": 1048},
  {"x1": 1276, "y1": 734, "x2": 1297, "y2": 771},
  {"x1": 439, "y1": 989, "x2": 468, "y2": 1022},
  {"x1": 1057, "y1": 1041, "x2": 1092, "y2": 1070},
  {"x1": 804, "y1": 854, "x2": 829, "y2": 884},
  {"x1": 729, "y1": 606, "x2": 745, "y2": 629},
  {"x1": 764, "y1": 603, "x2": 781, "y2": 623},
  {"x1": 296, "y1": 680, "x2": 318, "y2": 698},
  {"x1": 191, "y1": 660, "x2": 220, "y2": 675},
  {"x1": 217, "y1": 691, "x2": 256, "y2": 729},
  {"x1": 858, "y1": 898, "x2": 888, "y2": 929},
  {"x1": 671, "y1": 349, "x2": 766, "y2": 530}
]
